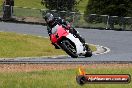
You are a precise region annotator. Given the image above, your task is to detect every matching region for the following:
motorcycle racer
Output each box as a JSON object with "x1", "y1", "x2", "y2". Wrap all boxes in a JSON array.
[{"x1": 44, "y1": 13, "x2": 86, "y2": 49}]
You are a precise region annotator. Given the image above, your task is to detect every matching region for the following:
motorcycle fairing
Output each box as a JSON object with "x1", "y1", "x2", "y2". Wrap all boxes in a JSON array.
[
  {"x1": 51, "y1": 24, "x2": 68, "y2": 43},
  {"x1": 66, "y1": 33, "x2": 86, "y2": 54}
]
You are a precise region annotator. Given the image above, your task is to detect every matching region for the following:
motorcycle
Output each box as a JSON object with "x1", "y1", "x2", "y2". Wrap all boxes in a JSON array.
[{"x1": 50, "y1": 24, "x2": 92, "y2": 58}]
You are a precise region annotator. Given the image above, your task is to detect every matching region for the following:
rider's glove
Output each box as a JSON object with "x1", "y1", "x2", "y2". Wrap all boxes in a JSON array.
[
  {"x1": 62, "y1": 24, "x2": 71, "y2": 30},
  {"x1": 66, "y1": 25, "x2": 71, "y2": 30}
]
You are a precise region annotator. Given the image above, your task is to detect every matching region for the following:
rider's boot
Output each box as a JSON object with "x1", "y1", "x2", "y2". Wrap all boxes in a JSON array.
[
  {"x1": 69, "y1": 27, "x2": 86, "y2": 48},
  {"x1": 69, "y1": 28, "x2": 85, "y2": 44},
  {"x1": 75, "y1": 33, "x2": 85, "y2": 44}
]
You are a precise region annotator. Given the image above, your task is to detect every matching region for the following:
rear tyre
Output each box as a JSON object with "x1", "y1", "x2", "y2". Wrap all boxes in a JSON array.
[
  {"x1": 60, "y1": 40, "x2": 78, "y2": 58},
  {"x1": 85, "y1": 44, "x2": 92, "y2": 57}
]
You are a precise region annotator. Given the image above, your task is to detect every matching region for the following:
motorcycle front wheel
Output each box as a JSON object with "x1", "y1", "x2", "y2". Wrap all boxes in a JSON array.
[{"x1": 60, "y1": 40, "x2": 78, "y2": 58}]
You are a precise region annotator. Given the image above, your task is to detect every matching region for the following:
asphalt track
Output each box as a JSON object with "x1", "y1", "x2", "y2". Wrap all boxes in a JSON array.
[{"x1": 0, "y1": 22, "x2": 132, "y2": 63}]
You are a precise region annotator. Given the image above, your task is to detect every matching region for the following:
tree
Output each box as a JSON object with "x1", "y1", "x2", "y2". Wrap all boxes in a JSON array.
[
  {"x1": 84, "y1": 0, "x2": 132, "y2": 17},
  {"x1": 41, "y1": 0, "x2": 82, "y2": 11}
]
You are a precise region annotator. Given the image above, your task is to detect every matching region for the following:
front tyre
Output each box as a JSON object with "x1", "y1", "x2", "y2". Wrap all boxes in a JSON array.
[{"x1": 60, "y1": 40, "x2": 78, "y2": 58}]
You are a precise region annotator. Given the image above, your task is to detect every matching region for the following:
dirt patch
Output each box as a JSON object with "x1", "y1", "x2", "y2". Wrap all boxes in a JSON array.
[
  {"x1": 15, "y1": 17, "x2": 45, "y2": 24},
  {"x1": 0, "y1": 64, "x2": 132, "y2": 73}
]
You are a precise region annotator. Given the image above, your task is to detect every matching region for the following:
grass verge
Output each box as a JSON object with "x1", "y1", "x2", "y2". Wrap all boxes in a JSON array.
[
  {"x1": 0, "y1": 0, "x2": 88, "y2": 13},
  {"x1": 0, "y1": 64, "x2": 131, "y2": 88},
  {"x1": 0, "y1": 32, "x2": 65, "y2": 58},
  {"x1": 0, "y1": 32, "x2": 96, "y2": 58}
]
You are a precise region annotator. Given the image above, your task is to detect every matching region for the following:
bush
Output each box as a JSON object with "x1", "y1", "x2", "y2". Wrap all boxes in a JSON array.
[
  {"x1": 84, "y1": 0, "x2": 132, "y2": 18},
  {"x1": 41, "y1": 0, "x2": 78, "y2": 11}
]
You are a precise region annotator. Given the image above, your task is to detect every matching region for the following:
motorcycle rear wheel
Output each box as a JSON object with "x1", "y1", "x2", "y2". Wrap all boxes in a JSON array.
[{"x1": 85, "y1": 45, "x2": 92, "y2": 57}]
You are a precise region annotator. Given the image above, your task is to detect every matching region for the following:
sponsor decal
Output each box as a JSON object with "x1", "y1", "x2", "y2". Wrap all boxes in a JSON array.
[{"x1": 76, "y1": 67, "x2": 131, "y2": 85}]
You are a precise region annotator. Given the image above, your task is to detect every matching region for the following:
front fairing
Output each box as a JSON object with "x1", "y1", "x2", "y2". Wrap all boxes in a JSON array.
[{"x1": 50, "y1": 24, "x2": 69, "y2": 44}]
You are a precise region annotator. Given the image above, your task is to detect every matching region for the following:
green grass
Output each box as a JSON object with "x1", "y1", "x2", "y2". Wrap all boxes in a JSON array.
[
  {"x1": 0, "y1": 32, "x2": 96, "y2": 58},
  {"x1": 14, "y1": 7, "x2": 42, "y2": 18},
  {"x1": 15, "y1": 0, "x2": 44, "y2": 9},
  {"x1": 0, "y1": 32, "x2": 65, "y2": 58},
  {"x1": 0, "y1": 0, "x2": 88, "y2": 13},
  {"x1": 76, "y1": 0, "x2": 89, "y2": 13},
  {"x1": 0, "y1": 0, "x2": 89, "y2": 21},
  {"x1": 0, "y1": 65, "x2": 131, "y2": 88},
  {"x1": 0, "y1": 0, "x2": 43, "y2": 9},
  {"x1": 89, "y1": 44, "x2": 96, "y2": 52}
]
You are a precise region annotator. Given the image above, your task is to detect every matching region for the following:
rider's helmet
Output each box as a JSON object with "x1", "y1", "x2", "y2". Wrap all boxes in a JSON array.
[{"x1": 44, "y1": 13, "x2": 54, "y2": 24}]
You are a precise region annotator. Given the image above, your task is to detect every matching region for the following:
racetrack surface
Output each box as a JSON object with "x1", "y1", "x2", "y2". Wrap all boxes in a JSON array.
[{"x1": 0, "y1": 22, "x2": 132, "y2": 63}]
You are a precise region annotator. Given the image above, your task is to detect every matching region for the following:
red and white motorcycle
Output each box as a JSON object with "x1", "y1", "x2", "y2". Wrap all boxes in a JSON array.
[{"x1": 50, "y1": 24, "x2": 92, "y2": 58}]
